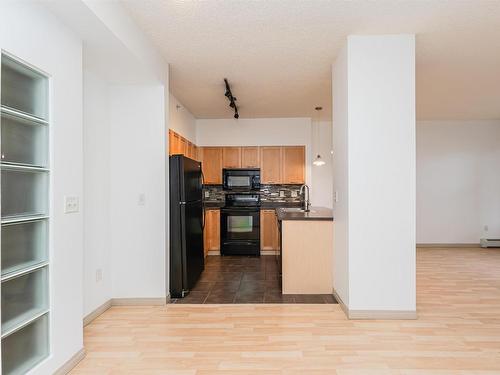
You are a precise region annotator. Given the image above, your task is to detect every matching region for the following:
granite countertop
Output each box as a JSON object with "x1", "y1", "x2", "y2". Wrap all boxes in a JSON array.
[{"x1": 276, "y1": 206, "x2": 334, "y2": 221}]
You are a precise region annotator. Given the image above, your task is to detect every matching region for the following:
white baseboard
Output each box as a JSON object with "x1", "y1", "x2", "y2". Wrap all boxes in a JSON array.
[
  {"x1": 83, "y1": 300, "x2": 112, "y2": 327},
  {"x1": 54, "y1": 348, "x2": 86, "y2": 375},
  {"x1": 83, "y1": 297, "x2": 168, "y2": 327},
  {"x1": 111, "y1": 297, "x2": 168, "y2": 306},
  {"x1": 332, "y1": 288, "x2": 417, "y2": 320},
  {"x1": 417, "y1": 243, "x2": 480, "y2": 248}
]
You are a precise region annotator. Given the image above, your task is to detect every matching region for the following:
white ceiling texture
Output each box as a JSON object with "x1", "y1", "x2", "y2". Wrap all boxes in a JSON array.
[{"x1": 121, "y1": 0, "x2": 500, "y2": 121}]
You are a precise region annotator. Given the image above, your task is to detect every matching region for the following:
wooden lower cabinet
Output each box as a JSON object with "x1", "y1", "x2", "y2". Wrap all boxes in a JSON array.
[
  {"x1": 260, "y1": 209, "x2": 279, "y2": 250},
  {"x1": 203, "y1": 209, "x2": 220, "y2": 256}
]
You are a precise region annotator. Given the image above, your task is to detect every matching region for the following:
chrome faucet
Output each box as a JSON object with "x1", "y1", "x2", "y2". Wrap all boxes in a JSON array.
[{"x1": 299, "y1": 184, "x2": 311, "y2": 212}]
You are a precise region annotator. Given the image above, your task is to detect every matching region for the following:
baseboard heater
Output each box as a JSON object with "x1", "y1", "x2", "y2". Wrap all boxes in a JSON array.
[{"x1": 480, "y1": 238, "x2": 500, "y2": 248}]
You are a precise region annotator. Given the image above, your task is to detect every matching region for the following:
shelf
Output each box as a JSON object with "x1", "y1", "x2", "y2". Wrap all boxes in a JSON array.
[
  {"x1": 1, "y1": 308, "x2": 49, "y2": 339},
  {"x1": 1, "y1": 168, "x2": 48, "y2": 219},
  {"x1": 1, "y1": 51, "x2": 51, "y2": 375},
  {"x1": 0, "y1": 106, "x2": 48, "y2": 125},
  {"x1": 1, "y1": 214, "x2": 49, "y2": 225},
  {"x1": 1, "y1": 313, "x2": 49, "y2": 375},
  {"x1": 1, "y1": 266, "x2": 48, "y2": 334},
  {"x1": 0, "y1": 163, "x2": 49, "y2": 172},
  {"x1": 1, "y1": 261, "x2": 48, "y2": 282},
  {"x1": 1, "y1": 54, "x2": 48, "y2": 121},
  {"x1": 1, "y1": 111, "x2": 48, "y2": 167}
]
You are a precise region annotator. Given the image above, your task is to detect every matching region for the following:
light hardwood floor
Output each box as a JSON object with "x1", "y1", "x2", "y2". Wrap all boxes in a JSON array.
[{"x1": 72, "y1": 247, "x2": 500, "y2": 374}]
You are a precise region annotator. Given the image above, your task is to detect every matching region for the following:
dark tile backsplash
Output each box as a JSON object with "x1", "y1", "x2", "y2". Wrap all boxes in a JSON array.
[{"x1": 203, "y1": 184, "x2": 303, "y2": 205}]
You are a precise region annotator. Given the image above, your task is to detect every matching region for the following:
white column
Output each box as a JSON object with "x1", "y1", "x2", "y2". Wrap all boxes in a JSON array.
[{"x1": 332, "y1": 35, "x2": 416, "y2": 318}]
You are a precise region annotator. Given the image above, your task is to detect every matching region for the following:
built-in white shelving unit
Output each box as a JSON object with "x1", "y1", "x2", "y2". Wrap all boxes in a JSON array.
[{"x1": 1, "y1": 53, "x2": 50, "y2": 375}]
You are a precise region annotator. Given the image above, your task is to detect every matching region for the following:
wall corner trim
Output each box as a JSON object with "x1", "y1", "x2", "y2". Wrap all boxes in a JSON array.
[
  {"x1": 333, "y1": 288, "x2": 417, "y2": 320},
  {"x1": 54, "y1": 348, "x2": 86, "y2": 375}
]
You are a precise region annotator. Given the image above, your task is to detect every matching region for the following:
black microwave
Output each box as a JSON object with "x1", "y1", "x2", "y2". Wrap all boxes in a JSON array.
[{"x1": 222, "y1": 168, "x2": 261, "y2": 191}]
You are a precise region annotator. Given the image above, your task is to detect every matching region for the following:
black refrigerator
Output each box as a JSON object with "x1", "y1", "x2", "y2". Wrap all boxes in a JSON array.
[{"x1": 169, "y1": 155, "x2": 204, "y2": 298}]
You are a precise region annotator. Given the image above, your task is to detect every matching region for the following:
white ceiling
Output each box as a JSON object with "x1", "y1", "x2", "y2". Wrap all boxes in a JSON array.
[{"x1": 121, "y1": 0, "x2": 500, "y2": 121}]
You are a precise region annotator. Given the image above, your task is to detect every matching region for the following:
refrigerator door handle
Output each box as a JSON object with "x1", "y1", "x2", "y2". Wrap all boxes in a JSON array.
[{"x1": 202, "y1": 208, "x2": 206, "y2": 230}]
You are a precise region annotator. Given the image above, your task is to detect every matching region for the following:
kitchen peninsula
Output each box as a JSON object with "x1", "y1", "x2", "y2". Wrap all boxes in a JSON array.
[{"x1": 276, "y1": 207, "x2": 334, "y2": 294}]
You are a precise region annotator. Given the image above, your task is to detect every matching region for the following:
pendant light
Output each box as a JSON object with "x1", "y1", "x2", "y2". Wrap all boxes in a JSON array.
[{"x1": 312, "y1": 106, "x2": 326, "y2": 167}]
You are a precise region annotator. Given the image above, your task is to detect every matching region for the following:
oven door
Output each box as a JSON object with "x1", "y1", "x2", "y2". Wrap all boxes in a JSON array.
[{"x1": 220, "y1": 208, "x2": 260, "y2": 255}]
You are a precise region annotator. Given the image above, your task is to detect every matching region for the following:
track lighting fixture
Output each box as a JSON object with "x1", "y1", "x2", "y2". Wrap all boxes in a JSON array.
[{"x1": 224, "y1": 78, "x2": 239, "y2": 119}]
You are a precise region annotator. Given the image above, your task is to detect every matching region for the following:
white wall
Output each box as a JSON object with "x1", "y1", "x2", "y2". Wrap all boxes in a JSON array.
[
  {"x1": 109, "y1": 84, "x2": 167, "y2": 299},
  {"x1": 333, "y1": 35, "x2": 416, "y2": 314},
  {"x1": 332, "y1": 44, "x2": 350, "y2": 306},
  {"x1": 311, "y1": 121, "x2": 333, "y2": 208},
  {"x1": 417, "y1": 120, "x2": 500, "y2": 243},
  {"x1": 0, "y1": 2, "x2": 84, "y2": 373},
  {"x1": 76, "y1": 0, "x2": 169, "y2": 311},
  {"x1": 197, "y1": 117, "x2": 313, "y2": 189},
  {"x1": 169, "y1": 93, "x2": 196, "y2": 142},
  {"x1": 83, "y1": 70, "x2": 112, "y2": 315}
]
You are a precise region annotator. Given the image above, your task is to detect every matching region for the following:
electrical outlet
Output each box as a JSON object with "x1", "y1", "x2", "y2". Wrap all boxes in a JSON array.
[
  {"x1": 291, "y1": 190, "x2": 298, "y2": 198},
  {"x1": 96, "y1": 269, "x2": 102, "y2": 282},
  {"x1": 138, "y1": 193, "x2": 146, "y2": 206},
  {"x1": 204, "y1": 190, "x2": 210, "y2": 198},
  {"x1": 279, "y1": 190, "x2": 285, "y2": 198},
  {"x1": 64, "y1": 195, "x2": 79, "y2": 213}
]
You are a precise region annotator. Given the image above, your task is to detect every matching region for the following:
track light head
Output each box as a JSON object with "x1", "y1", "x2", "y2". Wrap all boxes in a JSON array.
[{"x1": 223, "y1": 78, "x2": 239, "y2": 119}]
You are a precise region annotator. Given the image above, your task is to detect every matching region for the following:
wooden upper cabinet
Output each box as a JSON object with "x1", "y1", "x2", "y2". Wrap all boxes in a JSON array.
[
  {"x1": 168, "y1": 130, "x2": 174, "y2": 155},
  {"x1": 179, "y1": 137, "x2": 188, "y2": 156},
  {"x1": 193, "y1": 145, "x2": 199, "y2": 161},
  {"x1": 260, "y1": 147, "x2": 282, "y2": 184},
  {"x1": 261, "y1": 209, "x2": 279, "y2": 250},
  {"x1": 201, "y1": 147, "x2": 223, "y2": 184},
  {"x1": 222, "y1": 147, "x2": 241, "y2": 169},
  {"x1": 187, "y1": 142, "x2": 195, "y2": 159},
  {"x1": 282, "y1": 146, "x2": 305, "y2": 184},
  {"x1": 241, "y1": 146, "x2": 260, "y2": 168},
  {"x1": 168, "y1": 129, "x2": 200, "y2": 160},
  {"x1": 170, "y1": 132, "x2": 181, "y2": 155}
]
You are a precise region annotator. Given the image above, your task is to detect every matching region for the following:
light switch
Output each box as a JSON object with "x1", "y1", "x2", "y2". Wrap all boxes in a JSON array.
[{"x1": 64, "y1": 195, "x2": 79, "y2": 213}]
